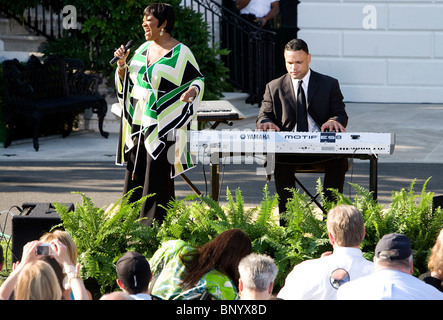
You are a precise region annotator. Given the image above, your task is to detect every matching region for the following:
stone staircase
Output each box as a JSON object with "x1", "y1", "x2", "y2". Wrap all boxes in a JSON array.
[{"x1": 0, "y1": 13, "x2": 46, "y2": 62}]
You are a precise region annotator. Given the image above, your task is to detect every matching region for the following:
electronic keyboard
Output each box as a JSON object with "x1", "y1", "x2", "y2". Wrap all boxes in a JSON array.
[{"x1": 190, "y1": 130, "x2": 395, "y2": 155}]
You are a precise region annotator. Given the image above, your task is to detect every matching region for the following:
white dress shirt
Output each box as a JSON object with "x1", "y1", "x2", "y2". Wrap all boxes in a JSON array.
[
  {"x1": 337, "y1": 269, "x2": 443, "y2": 300},
  {"x1": 291, "y1": 70, "x2": 320, "y2": 132},
  {"x1": 240, "y1": 0, "x2": 279, "y2": 18},
  {"x1": 277, "y1": 247, "x2": 374, "y2": 300}
]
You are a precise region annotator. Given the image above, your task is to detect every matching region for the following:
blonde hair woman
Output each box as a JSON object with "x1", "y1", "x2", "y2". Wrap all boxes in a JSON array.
[
  {"x1": 421, "y1": 229, "x2": 443, "y2": 292},
  {"x1": 0, "y1": 240, "x2": 90, "y2": 300},
  {"x1": 40, "y1": 230, "x2": 78, "y2": 267},
  {"x1": 14, "y1": 260, "x2": 62, "y2": 300}
]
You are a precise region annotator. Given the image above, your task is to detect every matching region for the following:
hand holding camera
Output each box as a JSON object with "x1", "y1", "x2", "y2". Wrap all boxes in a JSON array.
[
  {"x1": 36, "y1": 243, "x2": 55, "y2": 256},
  {"x1": 35, "y1": 240, "x2": 74, "y2": 271}
]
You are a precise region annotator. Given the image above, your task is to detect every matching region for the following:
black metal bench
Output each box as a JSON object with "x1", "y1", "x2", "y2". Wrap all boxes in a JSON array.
[{"x1": 2, "y1": 55, "x2": 109, "y2": 151}]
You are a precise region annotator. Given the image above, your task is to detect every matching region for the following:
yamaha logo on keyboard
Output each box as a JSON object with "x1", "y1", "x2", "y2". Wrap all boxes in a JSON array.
[{"x1": 240, "y1": 133, "x2": 270, "y2": 140}]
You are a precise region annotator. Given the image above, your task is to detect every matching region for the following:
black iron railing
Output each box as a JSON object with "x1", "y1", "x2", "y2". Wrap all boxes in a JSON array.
[
  {"x1": 183, "y1": 0, "x2": 276, "y2": 104},
  {"x1": 1, "y1": 0, "x2": 276, "y2": 104},
  {"x1": 1, "y1": 6, "x2": 65, "y2": 40}
]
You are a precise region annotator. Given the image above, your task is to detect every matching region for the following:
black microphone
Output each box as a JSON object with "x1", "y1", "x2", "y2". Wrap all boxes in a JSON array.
[{"x1": 110, "y1": 40, "x2": 135, "y2": 65}]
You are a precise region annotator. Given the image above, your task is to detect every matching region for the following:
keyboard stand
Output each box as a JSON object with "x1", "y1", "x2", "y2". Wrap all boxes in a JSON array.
[
  {"x1": 179, "y1": 173, "x2": 202, "y2": 196},
  {"x1": 206, "y1": 152, "x2": 380, "y2": 204}
]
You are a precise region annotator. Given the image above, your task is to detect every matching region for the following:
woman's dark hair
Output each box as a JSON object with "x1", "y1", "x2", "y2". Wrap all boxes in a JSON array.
[
  {"x1": 285, "y1": 38, "x2": 309, "y2": 54},
  {"x1": 180, "y1": 229, "x2": 252, "y2": 288},
  {"x1": 143, "y1": 3, "x2": 176, "y2": 34}
]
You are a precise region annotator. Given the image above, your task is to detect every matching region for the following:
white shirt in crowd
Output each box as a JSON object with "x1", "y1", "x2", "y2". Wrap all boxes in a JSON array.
[
  {"x1": 337, "y1": 269, "x2": 443, "y2": 300},
  {"x1": 278, "y1": 247, "x2": 374, "y2": 300}
]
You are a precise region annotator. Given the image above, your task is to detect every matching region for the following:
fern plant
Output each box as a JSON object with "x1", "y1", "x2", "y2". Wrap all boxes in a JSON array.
[
  {"x1": 382, "y1": 178, "x2": 443, "y2": 275},
  {"x1": 54, "y1": 189, "x2": 161, "y2": 295},
  {"x1": 282, "y1": 189, "x2": 330, "y2": 261}
]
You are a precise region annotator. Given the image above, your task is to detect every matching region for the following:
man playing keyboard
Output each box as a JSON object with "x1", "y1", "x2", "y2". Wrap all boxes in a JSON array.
[{"x1": 256, "y1": 39, "x2": 348, "y2": 226}]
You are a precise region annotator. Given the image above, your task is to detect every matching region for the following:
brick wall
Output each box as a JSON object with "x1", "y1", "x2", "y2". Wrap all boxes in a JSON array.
[{"x1": 297, "y1": 1, "x2": 443, "y2": 103}]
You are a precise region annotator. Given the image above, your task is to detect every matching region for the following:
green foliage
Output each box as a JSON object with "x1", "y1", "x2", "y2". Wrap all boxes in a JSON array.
[
  {"x1": 51, "y1": 177, "x2": 443, "y2": 295},
  {"x1": 159, "y1": 185, "x2": 282, "y2": 246},
  {"x1": 379, "y1": 178, "x2": 443, "y2": 274},
  {"x1": 39, "y1": 0, "x2": 229, "y2": 99},
  {"x1": 53, "y1": 188, "x2": 161, "y2": 294}
]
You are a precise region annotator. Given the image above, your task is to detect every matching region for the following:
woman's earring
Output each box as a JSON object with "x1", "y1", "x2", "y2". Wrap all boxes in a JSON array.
[{"x1": 160, "y1": 28, "x2": 164, "y2": 36}]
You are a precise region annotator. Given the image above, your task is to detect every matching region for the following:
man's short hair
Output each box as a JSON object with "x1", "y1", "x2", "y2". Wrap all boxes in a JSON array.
[
  {"x1": 326, "y1": 205, "x2": 365, "y2": 247},
  {"x1": 238, "y1": 253, "x2": 278, "y2": 292},
  {"x1": 285, "y1": 39, "x2": 309, "y2": 54}
]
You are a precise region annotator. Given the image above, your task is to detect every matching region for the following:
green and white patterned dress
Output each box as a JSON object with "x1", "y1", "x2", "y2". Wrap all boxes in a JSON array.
[
  {"x1": 149, "y1": 240, "x2": 239, "y2": 300},
  {"x1": 115, "y1": 41, "x2": 204, "y2": 177}
]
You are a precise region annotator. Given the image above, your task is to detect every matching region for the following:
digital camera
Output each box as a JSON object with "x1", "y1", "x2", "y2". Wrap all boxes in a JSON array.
[{"x1": 36, "y1": 243, "x2": 54, "y2": 256}]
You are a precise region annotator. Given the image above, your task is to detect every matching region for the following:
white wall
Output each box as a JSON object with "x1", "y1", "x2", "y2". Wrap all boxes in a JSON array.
[{"x1": 298, "y1": 0, "x2": 443, "y2": 103}]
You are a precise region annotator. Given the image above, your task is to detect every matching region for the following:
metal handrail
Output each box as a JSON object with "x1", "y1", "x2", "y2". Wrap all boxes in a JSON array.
[
  {"x1": 1, "y1": 5, "x2": 64, "y2": 40},
  {"x1": 184, "y1": 0, "x2": 276, "y2": 103}
]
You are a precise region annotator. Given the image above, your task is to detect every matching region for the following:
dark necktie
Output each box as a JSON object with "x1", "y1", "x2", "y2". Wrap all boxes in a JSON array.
[{"x1": 296, "y1": 80, "x2": 308, "y2": 132}]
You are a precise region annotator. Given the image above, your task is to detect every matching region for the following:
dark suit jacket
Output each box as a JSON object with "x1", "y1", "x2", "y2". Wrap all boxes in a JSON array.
[{"x1": 256, "y1": 70, "x2": 348, "y2": 131}]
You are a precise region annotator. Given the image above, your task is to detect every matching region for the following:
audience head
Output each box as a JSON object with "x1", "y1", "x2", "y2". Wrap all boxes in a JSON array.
[
  {"x1": 182, "y1": 228, "x2": 252, "y2": 288},
  {"x1": 374, "y1": 233, "x2": 414, "y2": 274},
  {"x1": 326, "y1": 205, "x2": 365, "y2": 248},
  {"x1": 14, "y1": 260, "x2": 62, "y2": 300},
  {"x1": 203, "y1": 229, "x2": 252, "y2": 282},
  {"x1": 428, "y1": 229, "x2": 443, "y2": 278},
  {"x1": 38, "y1": 255, "x2": 65, "y2": 293},
  {"x1": 238, "y1": 253, "x2": 278, "y2": 299},
  {"x1": 116, "y1": 251, "x2": 152, "y2": 294},
  {"x1": 40, "y1": 230, "x2": 78, "y2": 265}
]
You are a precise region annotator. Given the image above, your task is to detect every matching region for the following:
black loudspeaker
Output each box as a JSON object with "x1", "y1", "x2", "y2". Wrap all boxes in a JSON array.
[
  {"x1": 11, "y1": 202, "x2": 74, "y2": 262},
  {"x1": 433, "y1": 195, "x2": 443, "y2": 212}
]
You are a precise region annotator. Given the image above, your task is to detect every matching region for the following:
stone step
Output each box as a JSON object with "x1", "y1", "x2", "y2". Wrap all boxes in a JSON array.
[
  {"x1": 0, "y1": 16, "x2": 30, "y2": 35},
  {"x1": 0, "y1": 34, "x2": 47, "y2": 52},
  {"x1": 0, "y1": 50, "x2": 44, "y2": 62},
  {"x1": 0, "y1": 13, "x2": 48, "y2": 54}
]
